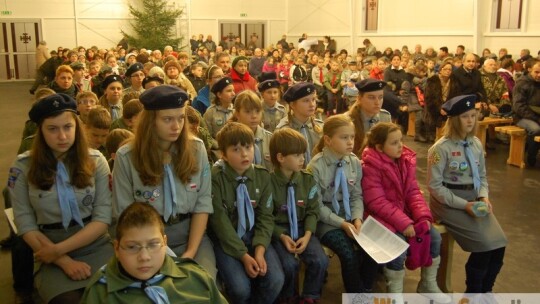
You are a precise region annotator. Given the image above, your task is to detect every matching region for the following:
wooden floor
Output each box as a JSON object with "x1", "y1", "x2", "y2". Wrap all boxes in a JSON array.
[{"x1": 0, "y1": 82, "x2": 539, "y2": 303}]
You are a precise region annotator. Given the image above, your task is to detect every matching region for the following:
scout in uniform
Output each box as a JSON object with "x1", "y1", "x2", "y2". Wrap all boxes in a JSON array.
[
  {"x1": 276, "y1": 82, "x2": 324, "y2": 167},
  {"x1": 81, "y1": 202, "x2": 227, "y2": 304},
  {"x1": 230, "y1": 90, "x2": 274, "y2": 171},
  {"x1": 259, "y1": 79, "x2": 286, "y2": 133},
  {"x1": 209, "y1": 122, "x2": 284, "y2": 304},
  {"x1": 99, "y1": 74, "x2": 124, "y2": 121},
  {"x1": 347, "y1": 78, "x2": 392, "y2": 156},
  {"x1": 9, "y1": 93, "x2": 113, "y2": 303},
  {"x1": 123, "y1": 62, "x2": 146, "y2": 95},
  {"x1": 427, "y1": 95, "x2": 507, "y2": 293},
  {"x1": 203, "y1": 76, "x2": 235, "y2": 138},
  {"x1": 112, "y1": 85, "x2": 217, "y2": 279},
  {"x1": 306, "y1": 114, "x2": 375, "y2": 293},
  {"x1": 269, "y1": 128, "x2": 328, "y2": 303}
]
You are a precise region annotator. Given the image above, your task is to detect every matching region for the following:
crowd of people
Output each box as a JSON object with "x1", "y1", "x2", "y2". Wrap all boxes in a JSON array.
[{"x1": 3, "y1": 33, "x2": 539, "y2": 303}]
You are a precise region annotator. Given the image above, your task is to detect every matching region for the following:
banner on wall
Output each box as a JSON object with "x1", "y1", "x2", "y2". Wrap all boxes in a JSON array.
[{"x1": 365, "y1": 0, "x2": 378, "y2": 31}]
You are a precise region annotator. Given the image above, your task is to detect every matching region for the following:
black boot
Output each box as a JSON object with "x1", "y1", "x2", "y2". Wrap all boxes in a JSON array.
[
  {"x1": 465, "y1": 265, "x2": 488, "y2": 293},
  {"x1": 482, "y1": 262, "x2": 503, "y2": 293},
  {"x1": 526, "y1": 135, "x2": 539, "y2": 167}
]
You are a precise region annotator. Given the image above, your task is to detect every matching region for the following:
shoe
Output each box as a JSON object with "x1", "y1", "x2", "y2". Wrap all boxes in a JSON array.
[
  {"x1": 0, "y1": 234, "x2": 15, "y2": 249},
  {"x1": 417, "y1": 256, "x2": 452, "y2": 303}
]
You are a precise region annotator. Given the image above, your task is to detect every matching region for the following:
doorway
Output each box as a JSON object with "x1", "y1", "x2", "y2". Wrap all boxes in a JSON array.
[
  {"x1": 0, "y1": 20, "x2": 41, "y2": 81},
  {"x1": 219, "y1": 21, "x2": 265, "y2": 55}
]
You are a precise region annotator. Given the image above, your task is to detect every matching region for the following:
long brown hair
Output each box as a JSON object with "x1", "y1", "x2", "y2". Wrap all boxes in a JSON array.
[
  {"x1": 28, "y1": 112, "x2": 94, "y2": 190},
  {"x1": 348, "y1": 98, "x2": 366, "y2": 157},
  {"x1": 132, "y1": 108, "x2": 198, "y2": 186},
  {"x1": 313, "y1": 114, "x2": 354, "y2": 155},
  {"x1": 443, "y1": 111, "x2": 478, "y2": 140}
]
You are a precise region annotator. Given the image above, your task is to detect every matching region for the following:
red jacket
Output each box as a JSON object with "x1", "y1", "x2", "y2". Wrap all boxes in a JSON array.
[
  {"x1": 361, "y1": 146, "x2": 432, "y2": 233},
  {"x1": 230, "y1": 68, "x2": 257, "y2": 94}
]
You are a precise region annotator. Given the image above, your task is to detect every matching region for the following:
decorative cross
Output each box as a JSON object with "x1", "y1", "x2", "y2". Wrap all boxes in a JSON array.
[
  {"x1": 368, "y1": 0, "x2": 377, "y2": 10},
  {"x1": 20, "y1": 33, "x2": 31, "y2": 44}
]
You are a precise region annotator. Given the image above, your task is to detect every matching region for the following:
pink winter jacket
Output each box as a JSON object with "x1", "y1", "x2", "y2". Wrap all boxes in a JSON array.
[{"x1": 361, "y1": 146, "x2": 433, "y2": 233}]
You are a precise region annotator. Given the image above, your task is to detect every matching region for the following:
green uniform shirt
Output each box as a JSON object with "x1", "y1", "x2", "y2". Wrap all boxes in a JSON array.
[
  {"x1": 110, "y1": 118, "x2": 130, "y2": 131},
  {"x1": 270, "y1": 169, "x2": 320, "y2": 240},
  {"x1": 81, "y1": 255, "x2": 228, "y2": 304},
  {"x1": 209, "y1": 162, "x2": 274, "y2": 260}
]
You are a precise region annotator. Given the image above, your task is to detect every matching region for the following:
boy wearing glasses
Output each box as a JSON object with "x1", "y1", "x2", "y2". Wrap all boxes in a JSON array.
[{"x1": 81, "y1": 202, "x2": 227, "y2": 303}]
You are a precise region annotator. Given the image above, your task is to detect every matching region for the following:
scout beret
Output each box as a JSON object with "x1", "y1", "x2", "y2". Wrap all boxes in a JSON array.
[
  {"x1": 232, "y1": 56, "x2": 249, "y2": 68},
  {"x1": 69, "y1": 62, "x2": 85, "y2": 70},
  {"x1": 142, "y1": 76, "x2": 164, "y2": 88},
  {"x1": 348, "y1": 59, "x2": 357, "y2": 65},
  {"x1": 355, "y1": 79, "x2": 386, "y2": 92},
  {"x1": 282, "y1": 82, "x2": 316, "y2": 103},
  {"x1": 139, "y1": 85, "x2": 188, "y2": 110},
  {"x1": 99, "y1": 65, "x2": 113, "y2": 76},
  {"x1": 125, "y1": 62, "x2": 144, "y2": 77},
  {"x1": 257, "y1": 79, "x2": 280, "y2": 92},
  {"x1": 211, "y1": 76, "x2": 233, "y2": 94},
  {"x1": 257, "y1": 71, "x2": 277, "y2": 83},
  {"x1": 442, "y1": 94, "x2": 477, "y2": 116},
  {"x1": 29, "y1": 93, "x2": 77, "y2": 123},
  {"x1": 101, "y1": 74, "x2": 123, "y2": 89}
]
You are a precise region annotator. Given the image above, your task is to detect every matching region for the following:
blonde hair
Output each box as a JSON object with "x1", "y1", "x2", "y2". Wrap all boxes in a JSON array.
[
  {"x1": 313, "y1": 114, "x2": 354, "y2": 155},
  {"x1": 55, "y1": 65, "x2": 73, "y2": 77},
  {"x1": 230, "y1": 90, "x2": 262, "y2": 122},
  {"x1": 287, "y1": 95, "x2": 322, "y2": 135},
  {"x1": 132, "y1": 108, "x2": 198, "y2": 185},
  {"x1": 443, "y1": 112, "x2": 478, "y2": 140}
]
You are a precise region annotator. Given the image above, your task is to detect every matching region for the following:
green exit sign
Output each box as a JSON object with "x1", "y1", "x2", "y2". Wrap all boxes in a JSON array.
[
  {"x1": 240, "y1": 13, "x2": 247, "y2": 17},
  {"x1": 1, "y1": 11, "x2": 13, "y2": 15}
]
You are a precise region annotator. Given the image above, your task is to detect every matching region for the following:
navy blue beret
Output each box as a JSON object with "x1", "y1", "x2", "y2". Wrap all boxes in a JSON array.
[
  {"x1": 29, "y1": 93, "x2": 77, "y2": 123},
  {"x1": 139, "y1": 85, "x2": 188, "y2": 110},
  {"x1": 211, "y1": 76, "x2": 233, "y2": 94},
  {"x1": 257, "y1": 79, "x2": 280, "y2": 92},
  {"x1": 142, "y1": 76, "x2": 164, "y2": 88},
  {"x1": 355, "y1": 78, "x2": 386, "y2": 92},
  {"x1": 125, "y1": 62, "x2": 144, "y2": 77},
  {"x1": 282, "y1": 82, "x2": 316, "y2": 103},
  {"x1": 257, "y1": 71, "x2": 277, "y2": 83},
  {"x1": 101, "y1": 74, "x2": 123, "y2": 89},
  {"x1": 442, "y1": 94, "x2": 477, "y2": 116}
]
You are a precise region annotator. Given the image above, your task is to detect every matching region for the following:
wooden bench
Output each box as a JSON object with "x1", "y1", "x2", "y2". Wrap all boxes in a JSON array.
[
  {"x1": 477, "y1": 117, "x2": 513, "y2": 154},
  {"x1": 298, "y1": 224, "x2": 454, "y2": 294},
  {"x1": 495, "y1": 125, "x2": 527, "y2": 168},
  {"x1": 407, "y1": 111, "x2": 416, "y2": 137}
]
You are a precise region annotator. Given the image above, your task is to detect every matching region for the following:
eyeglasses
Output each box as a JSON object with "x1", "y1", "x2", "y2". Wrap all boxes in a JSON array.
[{"x1": 120, "y1": 242, "x2": 164, "y2": 254}]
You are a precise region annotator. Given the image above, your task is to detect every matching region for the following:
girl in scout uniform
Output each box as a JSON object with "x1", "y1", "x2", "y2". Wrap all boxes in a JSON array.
[
  {"x1": 112, "y1": 85, "x2": 217, "y2": 279},
  {"x1": 81, "y1": 202, "x2": 227, "y2": 304},
  {"x1": 99, "y1": 74, "x2": 124, "y2": 121},
  {"x1": 230, "y1": 90, "x2": 274, "y2": 171},
  {"x1": 269, "y1": 128, "x2": 328, "y2": 303},
  {"x1": 203, "y1": 76, "x2": 235, "y2": 138},
  {"x1": 9, "y1": 93, "x2": 113, "y2": 303},
  {"x1": 276, "y1": 82, "x2": 323, "y2": 167},
  {"x1": 259, "y1": 79, "x2": 286, "y2": 133},
  {"x1": 362, "y1": 122, "x2": 451, "y2": 304},
  {"x1": 307, "y1": 114, "x2": 375, "y2": 293},
  {"x1": 427, "y1": 95, "x2": 507, "y2": 294}
]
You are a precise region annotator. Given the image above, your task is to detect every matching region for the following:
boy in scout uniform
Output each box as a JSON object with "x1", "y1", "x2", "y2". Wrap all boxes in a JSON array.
[
  {"x1": 347, "y1": 78, "x2": 392, "y2": 156},
  {"x1": 81, "y1": 202, "x2": 227, "y2": 304},
  {"x1": 209, "y1": 122, "x2": 284, "y2": 304},
  {"x1": 269, "y1": 128, "x2": 328, "y2": 303},
  {"x1": 428, "y1": 95, "x2": 507, "y2": 294},
  {"x1": 259, "y1": 79, "x2": 286, "y2": 133},
  {"x1": 276, "y1": 82, "x2": 324, "y2": 166},
  {"x1": 203, "y1": 76, "x2": 235, "y2": 138}
]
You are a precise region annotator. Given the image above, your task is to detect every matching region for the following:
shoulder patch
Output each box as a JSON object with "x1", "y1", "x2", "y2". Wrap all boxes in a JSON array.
[
  {"x1": 16, "y1": 150, "x2": 31, "y2": 160},
  {"x1": 308, "y1": 185, "x2": 318, "y2": 199},
  {"x1": 266, "y1": 193, "x2": 273, "y2": 208},
  {"x1": 428, "y1": 149, "x2": 441, "y2": 165},
  {"x1": 202, "y1": 162, "x2": 210, "y2": 177},
  {"x1": 8, "y1": 167, "x2": 22, "y2": 189}
]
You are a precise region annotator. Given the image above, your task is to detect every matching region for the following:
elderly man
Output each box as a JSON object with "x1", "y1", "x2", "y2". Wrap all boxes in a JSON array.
[
  {"x1": 480, "y1": 58, "x2": 510, "y2": 114},
  {"x1": 513, "y1": 59, "x2": 540, "y2": 167},
  {"x1": 248, "y1": 48, "x2": 265, "y2": 78},
  {"x1": 163, "y1": 45, "x2": 173, "y2": 58}
]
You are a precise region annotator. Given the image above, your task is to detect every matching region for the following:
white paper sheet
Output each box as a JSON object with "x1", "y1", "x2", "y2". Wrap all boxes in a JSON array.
[
  {"x1": 349, "y1": 216, "x2": 409, "y2": 264},
  {"x1": 4, "y1": 208, "x2": 17, "y2": 234}
]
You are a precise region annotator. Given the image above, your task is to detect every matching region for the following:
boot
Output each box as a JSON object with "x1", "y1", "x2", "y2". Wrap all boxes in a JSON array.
[
  {"x1": 383, "y1": 267, "x2": 404, "y2": 304},
  {"x1": 482, "y1": 262, "x2": 503, "y2": 292},
  {"x1": 417, "y1": 256, "x2": 452, "y2": 303},
  {"x1": 414, "y1": 117, "x2": 427, "y2": 143},
  {"x1": 465, "y1": 264, "x2": 488, "y2": 293},
  {"x1": 526, "y1": 135, "x2": 539, "y2": 167}
]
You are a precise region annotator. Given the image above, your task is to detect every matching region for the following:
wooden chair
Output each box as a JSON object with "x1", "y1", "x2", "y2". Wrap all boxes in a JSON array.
[
  {"x1": 495, "y1": 125, "x2": 527, "y2": 168},
  {"x1": 433, "y1": 223, "x2": 454, "y2": 293},
  {"x1": 407, "y1": 112, "x2": 416, "y2": 137}
]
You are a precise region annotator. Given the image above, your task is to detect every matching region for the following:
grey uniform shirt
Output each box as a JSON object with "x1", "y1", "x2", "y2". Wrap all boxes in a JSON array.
[
  {"x1": 254, "y1": 126, "x2": 273, "y2": 171},
  {"x1": 360, "y1": 109, "x2": 392, "y2": 132},
  {"x1": 307, "y1": 147, "x2": 364, "y2": 237},
  {"x1": 275, "y1": 115, "x2": 324, "y2": 158},
  {"x1": 262, "y1": 102, "x2": 286, "y2": 133},
  {"x1": 203, "y1": 104, "x2": 234, "y2": 138},
  {"x1": 9, "y1": 150, "x2": 112, "y2": 235},
  {"x1": 112, "y1": 138, "x2": 213, "y2": 218},
  {"x1": 427, "y1": 136, "x2": 489, "y2": 209}
]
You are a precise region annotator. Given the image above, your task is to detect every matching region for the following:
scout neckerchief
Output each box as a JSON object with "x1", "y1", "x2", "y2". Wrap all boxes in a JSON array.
[
  {"x1": 287, "y1": 180, "x2": 299, "y2": 240},
  {"x1": 300, "y1": 124, "x2": 311, "y2": 163},
  {"x1": 56, "y1": 161, "x2": 84, "y2": 229},
  {"x1": 333, "y1": 159, "x2": 352, "y2": 221},
  {"x1": 163, "y1": 152, "x2": 177, "y2": 222},
  {"x1": 253, "y1": 138, "x2": 263, "y2": 165},
  {"x1": 236, "y1": 176, "x2": 255, "y2": 237},
  {"x1": 460, "y1": 140, "x2": 481, "y2": 194}
]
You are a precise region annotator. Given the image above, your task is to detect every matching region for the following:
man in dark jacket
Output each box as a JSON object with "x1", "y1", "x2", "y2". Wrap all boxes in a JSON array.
[{"x1": 29, "y1": 54, "x2": 63, "y2": 94}]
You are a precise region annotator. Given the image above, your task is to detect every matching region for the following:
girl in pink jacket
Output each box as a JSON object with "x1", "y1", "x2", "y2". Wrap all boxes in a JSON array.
[{"x1": 362, "y1": 122, "x2": 450, "y2": 304}]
